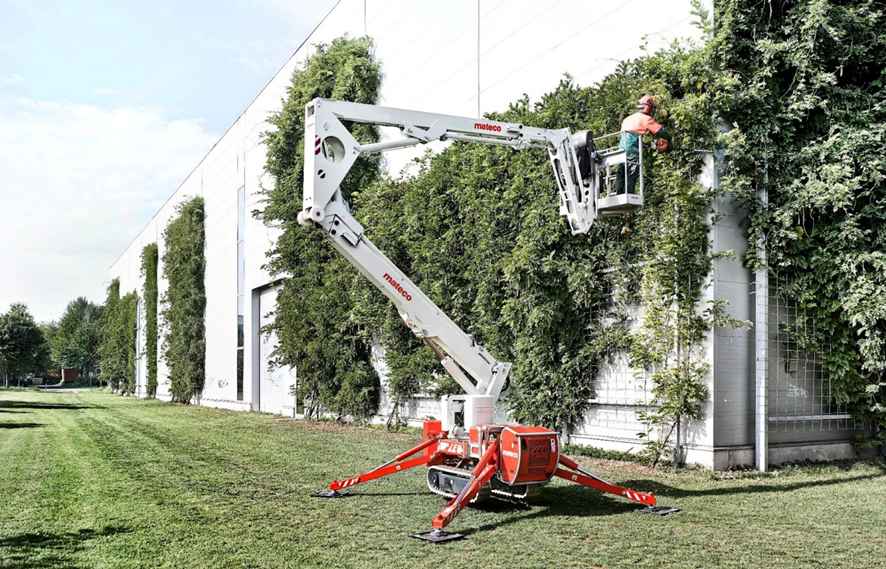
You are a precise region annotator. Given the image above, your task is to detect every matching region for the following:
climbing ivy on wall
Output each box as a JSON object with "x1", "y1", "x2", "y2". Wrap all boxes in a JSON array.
[
  {"x1": 141, "y1": 243, "x2": 159, "y2": 398},
  {"x1": 356, "y1": 53, "x2": 730, "y2": 451},
  {"x1": 261, "y1": 36, "x2": 383, "y2": 421},
  {"x1": 99, "y1": 278, "x2": 138, "y2": 393},
  {"x1": 714, "y1": 0, "x2": 886, "y2": 436},
  {"x1": 161, "y1": 196, "x2": 206, "y2": 403},
  {"x1": 262, "y1": 32, "x2": 738, "y2": 459}
]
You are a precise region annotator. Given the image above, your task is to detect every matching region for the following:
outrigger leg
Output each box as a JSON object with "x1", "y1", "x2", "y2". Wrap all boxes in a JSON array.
[
  {"x1": 410, "y1": 439, "x2": 500, "y2": 543},
  {"x1": 555, "y1": 455, "x2": 678, "y2": 514},
  {"x1": 311, "y1": 437, "x2": 439, "y2": 498}
]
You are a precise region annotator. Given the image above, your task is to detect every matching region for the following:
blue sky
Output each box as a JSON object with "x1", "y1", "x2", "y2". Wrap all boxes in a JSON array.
[
  {"x1": 0, "y1": 0, "x2": 337, "y2": 322},
  {"x1": 2, "y1": 0, "x2": 337, "y2": 132}
]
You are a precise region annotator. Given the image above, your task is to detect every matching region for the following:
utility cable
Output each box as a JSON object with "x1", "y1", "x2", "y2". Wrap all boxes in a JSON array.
[
  {"x1": 450, "y1": 0, "x2": 636, "y2": 111},
  {"x1": 380, "y1": 0, "x2": 469, "y2": 66},
  {"x1": 385, "y1": 0, "x2": 508, "y2": 94},
  {"x1": 404, "y1": 0, "x2": 568, "y2": 109},
  {"x1": 374, "y1": 0, "x2": 431, "y2": 44}
]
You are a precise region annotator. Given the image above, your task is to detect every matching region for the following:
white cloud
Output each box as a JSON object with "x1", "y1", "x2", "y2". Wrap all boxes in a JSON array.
[
  {"x1": 1, "y1": 73, "x2": 22, "y2": 85},
  {"x1": 0, "y1": 96, "x2": 218, "y2": 321},
  {"x1": 91, "y1": 86, "x2": 123, "y2": 97}
]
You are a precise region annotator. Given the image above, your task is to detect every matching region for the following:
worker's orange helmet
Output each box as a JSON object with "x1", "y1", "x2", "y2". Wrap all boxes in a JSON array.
[{"x1": 637, "y1": 95, "x2": 656, "y2": 116}]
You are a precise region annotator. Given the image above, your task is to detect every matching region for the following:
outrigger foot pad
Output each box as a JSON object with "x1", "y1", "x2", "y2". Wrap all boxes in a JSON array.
[
  {"x1": 638, "y1": 505, "x2": 680, "y2": 516},
  {"x1": 310, "y1": 490, "x2": 349, "y2": 498},
  {"x1": 409, "y1": 529, "x2": 465, "y2": 543}
]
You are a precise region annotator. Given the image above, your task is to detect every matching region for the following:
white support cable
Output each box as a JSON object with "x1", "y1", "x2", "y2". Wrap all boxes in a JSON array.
[
  {"x1": 574, "y1": 17, "x2": 691, "y2": 82},
  {"x1": 450, "y1": 0, "x2": 636, "y2": 112},
  {"x1": 385, "y1": 0, "x2": 508, "y2": 95},
  {"x1": 474, "y1": 0, "x2": 636, "y2": 95},
  {"x1": 408, "y1": 0, "x2": 568, "y2": 110},
  {"x1": 379, "y1": 0, "x2": 468, "y2": 66},
  {"x1": 477, "y1": 0, "x2": 480, "y2": 119},
  {"x1": 366, "y1": 0, "x2": 398, "y2": 27},
  {"x1": 373, "y1": 0, "x2": 432, "y2": 44}
]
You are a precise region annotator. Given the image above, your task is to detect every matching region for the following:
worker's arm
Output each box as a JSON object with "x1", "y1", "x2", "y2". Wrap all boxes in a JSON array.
[{"x1": 648, "y1": 121, "x2": 672, "y2": 152}]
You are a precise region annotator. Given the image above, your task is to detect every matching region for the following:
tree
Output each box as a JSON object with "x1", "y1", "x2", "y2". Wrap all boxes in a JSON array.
[
  {"x1": 36, "y1": 321, "x2": 58, "y2": 378},
  {"x1": 50, "y1": 297, "x2": 103, "y2": 378},
  {"x1": 0, "y1": 303, "x2": 47, "y2": 386},
  {"x1": 161, "y1": 197, "x2": 206, "y2": 403},
  {"x1": 261, "y1": 36, "x2": 383, "y2": 421},
  {"x1": 141, "y1": 243, "x2": 159, "y2": 397},
  {"x1": 99, "y1": 279, "x2": 138, "y2": 393}
]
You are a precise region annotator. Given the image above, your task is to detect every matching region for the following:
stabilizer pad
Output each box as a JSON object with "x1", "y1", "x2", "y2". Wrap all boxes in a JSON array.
[
  {"x1": 310, "y1": 490, "x2": 350, "y2": 498},
  {"x1": 409, "y1": 530, "x2": 465, "y2": 543},
  {"x1": 638, "y1": 505, "x2": 681, "y2": 516}
]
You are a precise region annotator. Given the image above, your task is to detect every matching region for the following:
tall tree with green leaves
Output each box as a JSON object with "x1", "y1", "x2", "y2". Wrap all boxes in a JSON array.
[
  {"x1": 51, "y1": 297, "x2": 103, "y2": 377},
  {"x1": 141, "y1": 243, "x2": 159, "y2": 397},
  {"x1": 99, "y1": 279, "x2": 137, "y2": 392},
  {"x1": 37, "y1": 320, "x2": 59, "y2": 378},
  {"x1": 0, "y1": 303, "x2": 46, "y2": 385},
  {"x1": 161, "y1": 196, "x2": 206, "y2": 403},
  {"x1": 261, "y1": 36, "x2": 383, "y2": 421}
]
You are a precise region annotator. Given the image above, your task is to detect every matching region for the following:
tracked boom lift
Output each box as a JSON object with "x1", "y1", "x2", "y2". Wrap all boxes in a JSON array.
[{"x1": 301, "y1": 99, "x2": 669, "y2": 541}]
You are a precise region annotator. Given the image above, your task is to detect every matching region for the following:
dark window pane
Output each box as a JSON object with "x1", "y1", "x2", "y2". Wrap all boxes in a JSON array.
[
  {"x1": 237, "y1": 186, "x2": 245, "y2": 242},
  {"x1": 237, "y1": 315, "x2": 244, "y2": 348},
  {"x1": 236, "y1": 348, "x2": 244, "y2": 401},
  {"x1": 237, "y1": 241, "x2": 245, "y2": 295}
]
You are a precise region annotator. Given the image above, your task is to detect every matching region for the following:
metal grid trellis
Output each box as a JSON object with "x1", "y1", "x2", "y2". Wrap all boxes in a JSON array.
[{"x1": 767, "y1": 272, "x2": 859, "y2": 433}]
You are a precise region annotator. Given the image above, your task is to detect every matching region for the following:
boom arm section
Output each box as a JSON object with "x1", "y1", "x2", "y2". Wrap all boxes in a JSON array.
[{"x1": 297, "y1": 99, "x2": 595, "y2": 402}]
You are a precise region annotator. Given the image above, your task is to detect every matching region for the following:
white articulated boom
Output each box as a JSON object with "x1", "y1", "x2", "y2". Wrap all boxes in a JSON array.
[
  {"x1": 302, "y1": 99, "x2": 673, "y2": 538},
  {"x1": 297, "y1": 98, "x2": 632, "y2": 430}
]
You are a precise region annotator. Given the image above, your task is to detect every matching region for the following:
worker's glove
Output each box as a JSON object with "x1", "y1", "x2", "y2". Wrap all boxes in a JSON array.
[{"x1": 654, "y1": 138, "x2": 671, "y2": 153}]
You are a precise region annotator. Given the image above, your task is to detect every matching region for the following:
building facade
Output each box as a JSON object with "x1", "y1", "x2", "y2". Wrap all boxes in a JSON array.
[{"x1": 110, "y1": 1, "x2": 867, "y2": 470}]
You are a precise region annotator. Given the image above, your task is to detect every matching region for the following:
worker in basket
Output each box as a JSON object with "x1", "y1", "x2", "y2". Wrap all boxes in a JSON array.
[{"x1": 616, "y1": 95, "x2": 672, "y2": 194}]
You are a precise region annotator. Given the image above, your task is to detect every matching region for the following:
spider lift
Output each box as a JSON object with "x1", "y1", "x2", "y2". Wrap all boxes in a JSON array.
[{"x1": 300, "y1": 99, "x2": 669, "y2": 542}]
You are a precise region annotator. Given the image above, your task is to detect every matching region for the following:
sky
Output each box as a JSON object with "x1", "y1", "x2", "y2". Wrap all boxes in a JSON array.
[{"x1": 0, "y1": 0, "x2": 338, "y2": 323}]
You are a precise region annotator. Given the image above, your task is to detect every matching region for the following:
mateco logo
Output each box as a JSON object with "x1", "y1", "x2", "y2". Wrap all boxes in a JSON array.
[
  {"x1": 474, "y1": 123, "x2": 502, "y2": 132},
  {"x1": 383, "y1": 273, "x2": 413, "y2": 301}
]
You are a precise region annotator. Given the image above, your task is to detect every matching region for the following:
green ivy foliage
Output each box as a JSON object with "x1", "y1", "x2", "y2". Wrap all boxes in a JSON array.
[
  {"x1": 161, "y1": 197, "x2": 206, "y2": 403},
  {"x1": 262, "y1": 33, "x2": 733, "y2": 447},
  {"x1": 353, "y1": 45, "x2": 727, "y2": 438},
  {"x1": 141, "y1": 243, "x2": 159, "y2": 398},
  {"x1": 715, "y1": 0, "x2": 886, "y2": 428},
  {"x1": 261, "y1": 36, "x2": 383, "y2": 421},
  {"x1": 99, "y1": 279, "x2": 137, "y2": 393}
]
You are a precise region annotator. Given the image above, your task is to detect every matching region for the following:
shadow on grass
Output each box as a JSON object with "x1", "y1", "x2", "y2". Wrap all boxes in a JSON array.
[
  {"x1": 0, "y1": 422, "x2": 45, "y2": 429},
  {"x1": 458, "y1": 485, "x2": 640, "y2": 536},
  {"x1": 351, "y1": 491, "x2": 429, "y2": 497},
  {"x1": 344, "y1": 484, "x2": 640, "y2": 536},
  {"x1": 0, "y1": 401, "x2": 100, "y2": 411},
  {"x1": 0, "y1": 526, "x2": 129, "y2": 568},
  {"x1": 625, "y1": 470, "x2": 886, "y2": 500}
]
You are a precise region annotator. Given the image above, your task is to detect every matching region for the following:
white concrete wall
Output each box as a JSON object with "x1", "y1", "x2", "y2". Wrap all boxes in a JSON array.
[
  {"x1": 105, "y1": 1, "x2": 862, "y2": 470},
  {"x1": 110, "y1": 2, "x2": 709, "y2": 430}
]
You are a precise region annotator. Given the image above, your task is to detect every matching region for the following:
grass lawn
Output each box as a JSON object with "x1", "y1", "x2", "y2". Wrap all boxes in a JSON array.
[{"x1": 1, "y1": 389, "x2": 885, "y2": 568}]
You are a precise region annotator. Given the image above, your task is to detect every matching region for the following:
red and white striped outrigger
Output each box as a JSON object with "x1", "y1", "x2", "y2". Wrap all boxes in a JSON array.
[{"x1": 314, "y1": 421, "x2": 665, "y2": 542}]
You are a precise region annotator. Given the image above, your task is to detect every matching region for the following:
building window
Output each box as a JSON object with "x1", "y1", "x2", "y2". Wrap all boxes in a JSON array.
[{"x1": 237, "y1": 186, "x2": 245, "y2": 401}]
